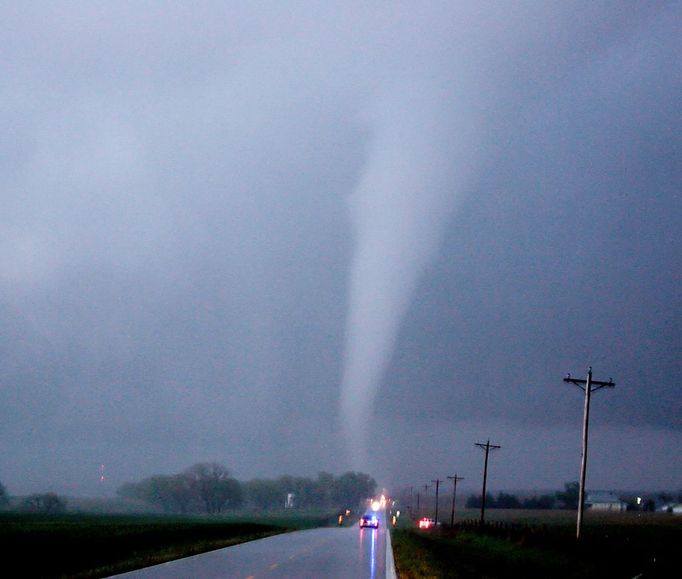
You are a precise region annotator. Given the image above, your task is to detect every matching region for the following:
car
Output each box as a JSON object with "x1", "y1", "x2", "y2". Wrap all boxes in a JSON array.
[
  {"x1": 418, "y1": 517, "x2": 435, "y2": 529},
  {"x1": 359, "y1": 514, "x2": 379, "y2": 528}
]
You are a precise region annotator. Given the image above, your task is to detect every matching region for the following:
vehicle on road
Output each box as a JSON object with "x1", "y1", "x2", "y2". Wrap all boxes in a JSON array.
[
  {"x1": 359, "y1": 514, "x2": 379, "y2": 528},
  {"x1": 418, "y1": 517, "x2": 435, "y2": 529}
]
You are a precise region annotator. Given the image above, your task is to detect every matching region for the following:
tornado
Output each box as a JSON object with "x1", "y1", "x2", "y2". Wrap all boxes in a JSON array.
[{"x1": 340, "y1": 82, "x2": 473, "y2": 467}]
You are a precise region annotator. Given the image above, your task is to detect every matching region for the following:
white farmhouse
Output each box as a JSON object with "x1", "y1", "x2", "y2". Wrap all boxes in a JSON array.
[{"x1": 585, "y1": 491, "x2": 627, "y2": 512}]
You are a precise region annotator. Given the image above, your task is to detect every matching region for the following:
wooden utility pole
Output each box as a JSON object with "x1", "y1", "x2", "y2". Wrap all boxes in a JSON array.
[
  {"x1": 431, "y1": 479, "x2": 443, "y2": 525},
  {"x1": 447, "y1": 474, "x2": 464, "y2": 527},
  {"x1": 564, "y1": 367, "x2": 615, "y2": 540},
  {"x1": 423, "y1": 484, "x2": 429, "y2": 517},
  {"x1": 475, "y1": 439, "x2": 500, "y2": 524}
]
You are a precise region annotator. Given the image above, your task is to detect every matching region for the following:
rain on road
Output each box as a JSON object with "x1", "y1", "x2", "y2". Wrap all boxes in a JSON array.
[{"x1": 112, "y1": 510, "x2": 394, "y2": 579}]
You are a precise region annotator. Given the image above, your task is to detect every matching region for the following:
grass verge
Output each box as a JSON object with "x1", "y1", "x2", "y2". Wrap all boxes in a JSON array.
[
  {"x1": 391, "y1": 512, "x2": 682, "y2": 578},
  {"x1": 0, "y1": 510, "x2": 337, "y2": 578},
  {"x1": 392, "y1": 528, "x2": 578, "y2": 578}
]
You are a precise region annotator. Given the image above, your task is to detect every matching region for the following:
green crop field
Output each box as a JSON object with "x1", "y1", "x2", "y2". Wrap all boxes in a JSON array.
[
  {"x1": 0, "y1": 509, "x2": 339, "y2": 578},
  {"x1": 391, "y1": 510, "x2": 682, "y2": 578}
]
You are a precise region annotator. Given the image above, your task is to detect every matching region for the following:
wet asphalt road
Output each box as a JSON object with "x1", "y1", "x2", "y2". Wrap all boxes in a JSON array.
[{"x1": 111, "y1": 511, "x2": 394, "y2": 579}]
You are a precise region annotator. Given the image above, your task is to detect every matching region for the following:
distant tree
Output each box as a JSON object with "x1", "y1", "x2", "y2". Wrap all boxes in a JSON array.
[
  {"x1": 332, "y1": 472, "x2": 377, "y2": 508},
  {"x1": 118, "y1": 466, "x2": 376, "y2": 514},
  {"x1": 465, "y1": 493, "x2": 495, "y2": 509},
  {"x1": 495, "y1": 492, "x2": 521, "y2": 509},
  {"x1": 657, "y1": 492, "x2": 673, "y2": 504},
  {"x1": 643, "y1": 499, "x2": 656, "y2": 512},
  {"x1": 118, "y1": 476, "x2": 165, "y2": 510},
  {"x1": 21, "y1": 493, "x2": 66, "y2": 513},
  {"x1": 285, "y1": 476, "x2": 317, "y2": 508},
  {"x1": 314, "y1": 472, "x2": 336, "y2": 507},
  {"x1": 118, "y1": 478, "x2": 155, "y2": 507},
  {"x1": 118, "y1": 473, "x2": 197, "y2": 513},
  {"x1": 276, "y1": 474, "x2": 296, "y2": 504},
  {"x1": 148, "y1": 474, "x2": 197, "y2": 513},
  {"x1": 522, "y1": 494, "x2": 556, "y2": 510},
  {"x1": 0, "y1": 481, "x2": 9, "y2": 508},
  {"x1": 244, "y1": 479, "x2": 282, "y2": 509},
  {"x1": 142, "y1": 476, "x2": 176, "y2": 512},
  {"x1": 165, "y1": 473, "x2": 196, "y2": 513},
  {"x1": 116, "y1": 481, "x2": 142, "y2": 501},
  {"x1": 216, "y1": 477, "x2": 243, "y2": 512},
  {"x1": 275, "y1": 475, "x2": 326, "y2": 508},
  {"x1": 185, "y1": 463, "x2": 242, "y2": 514},
  {"x1": 556, "y1": 482, "x2": 580, "y2": 510}
]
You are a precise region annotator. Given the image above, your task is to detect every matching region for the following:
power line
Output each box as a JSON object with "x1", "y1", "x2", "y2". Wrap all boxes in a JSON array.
[
  {"x1": 564, "y1": 366, "x2": 615, "y2": 540},
  {"x1": 475, "y1": 439, "x2": 501, "y2": 525},
  {"x1": 431, "y1": 479, "x2": 443, "y2": 526},
  {"x1": 419, "y1": 483, "x2": 429, "y2": 518},
  {"x1": 447, "y1": 474, "x2": 464, "y2": 527}
]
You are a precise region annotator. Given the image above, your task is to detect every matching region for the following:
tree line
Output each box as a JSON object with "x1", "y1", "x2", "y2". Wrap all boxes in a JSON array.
[
  {"x1": 117, "y1": 463, "x2": 377, "y2": 514},
  {"x1": 0, "y1": 481, "x2": 67, "y2": 513},
  {"x1": 465, "y1": 482, "x2": 580, "y2": 510}
]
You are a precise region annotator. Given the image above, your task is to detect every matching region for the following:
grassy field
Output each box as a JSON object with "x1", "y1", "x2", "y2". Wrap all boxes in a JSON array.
[
  {"x1": 391, "y1": 509, "x2": 682, "y2": 578},
  {"x1": 0, "y1": 509, "x2": 340, "y2": 578}
]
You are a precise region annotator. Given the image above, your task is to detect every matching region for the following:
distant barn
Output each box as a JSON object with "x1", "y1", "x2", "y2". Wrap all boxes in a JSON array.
[
  {"x1": 585, "y1": 491, "x2": 627, "y2": 512},
  {"x1": 658, "y1": 502, "x2": 682, "y2": 515}
]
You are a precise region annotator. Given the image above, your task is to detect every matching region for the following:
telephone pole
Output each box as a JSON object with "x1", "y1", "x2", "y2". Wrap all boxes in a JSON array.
[
  {"x1": 564, "y1": 367, "x2": 615, "y2": 540},
  {"x1": 419, "y1": 484, "x2": 429, "y2": 518},
  {"x1": 447, "y1": 474, "x2": 464, "y2": 527},
  {"x1": 475, "y1": 439, "x2": 501, "y2": 525},
  {"x1": 431, "y1": 479, "x2": 443, "y2": 525}
]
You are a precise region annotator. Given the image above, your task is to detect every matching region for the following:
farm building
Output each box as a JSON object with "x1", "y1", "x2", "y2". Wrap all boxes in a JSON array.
[
  {"x1": 658, "y1": 503, "x2": 682, "y2": 515},
  {"x1": 585, "y1": 491, "x2": 627, "y2": 512}
]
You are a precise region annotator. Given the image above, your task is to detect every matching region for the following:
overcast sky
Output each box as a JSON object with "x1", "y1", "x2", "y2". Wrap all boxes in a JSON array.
[{"x1": 1, "y1": 1, "x2": 680, "y2": 498}]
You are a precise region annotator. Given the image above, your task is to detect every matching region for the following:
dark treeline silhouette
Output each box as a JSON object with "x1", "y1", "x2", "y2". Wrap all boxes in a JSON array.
[
  {"x1": 0, "y1": 479, "x2": 68, "y2": 513},
  {"x1": 555, "y1": 481, "x2": 579, "y2": 509},
  {"x1": 0, "y1": 481, "x2": 8, "y2": 508},
  {"x1": 116, "y1": 463, "x2": 377, "y2": 514},
  {"x1": 460, "y1": 481, "x2": 588, "y2": 510},
  {"x1": 463, "y1": 482, "x2": 592, "y2": 510},
  {"x1": 20, "y1": 492, "x2": 67, "y2": 513},
  {"x1": 466, "y1": 491, "x2": 558, "y2": 510}
]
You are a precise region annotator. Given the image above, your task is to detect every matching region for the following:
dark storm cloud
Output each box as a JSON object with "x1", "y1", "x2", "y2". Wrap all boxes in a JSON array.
[
  {"x1": 341, "y1": 1, "x2": 681, "y2": 477},
  {"x1": 0, "y1": 1, "x2": 680, "y2": 495}
]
